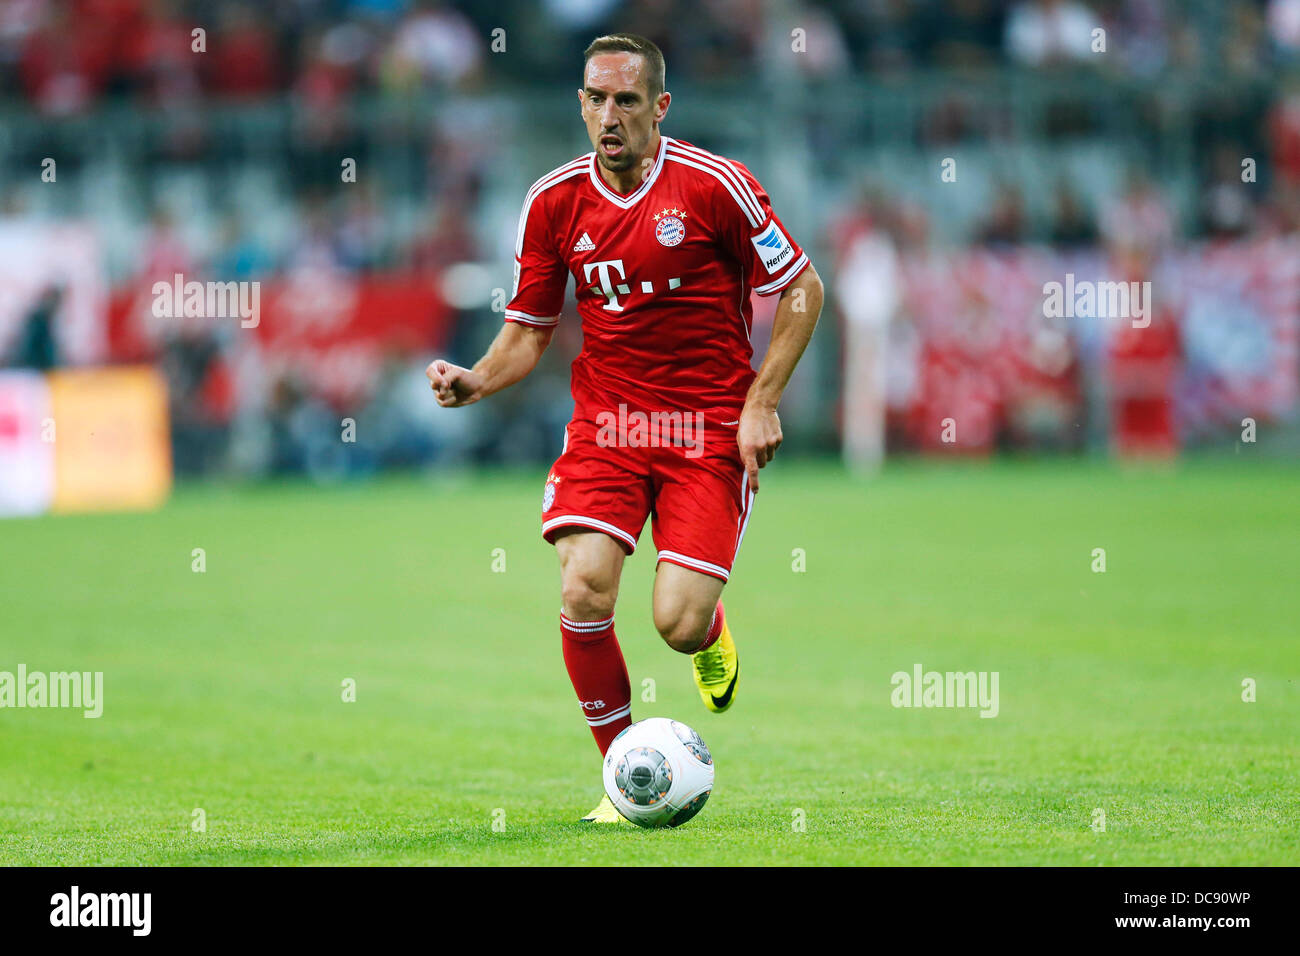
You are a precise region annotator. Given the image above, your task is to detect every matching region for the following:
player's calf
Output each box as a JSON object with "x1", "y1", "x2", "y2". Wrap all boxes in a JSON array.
[{"x1": 555, "y1": 530, "x2": 632, "y2": 754}]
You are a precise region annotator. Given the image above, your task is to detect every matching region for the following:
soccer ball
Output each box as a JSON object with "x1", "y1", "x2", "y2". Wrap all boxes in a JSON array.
[{"x1": 602, "y1": 717, "x2": 714, "y2": 828}]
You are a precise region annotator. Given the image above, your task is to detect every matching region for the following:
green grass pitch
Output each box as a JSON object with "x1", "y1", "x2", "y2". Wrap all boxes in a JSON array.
[{"x1": 1, "y1": 459, "x2": 1296, "y2": 865}]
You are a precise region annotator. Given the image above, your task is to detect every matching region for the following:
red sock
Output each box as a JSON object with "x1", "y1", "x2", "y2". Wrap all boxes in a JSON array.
[
  {"x1": 693, "y1": 600, "x2": 725, "y2": 653},
  {"x1": 560, "y1": 613, "x2": 631, "y2": 755}
]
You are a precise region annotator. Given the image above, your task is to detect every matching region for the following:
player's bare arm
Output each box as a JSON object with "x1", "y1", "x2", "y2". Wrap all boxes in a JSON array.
[
  {"x1": 738, "y1": 263, "x2": 824, "y2": 489},
  {"x1": 425, "y1": 320, "x2": 555, "y2": 407}
]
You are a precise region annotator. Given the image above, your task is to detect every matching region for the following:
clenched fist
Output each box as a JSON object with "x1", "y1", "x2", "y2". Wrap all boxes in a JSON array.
[{"x1": 426, "y1": 360, "x2": 486, "y2": 407}]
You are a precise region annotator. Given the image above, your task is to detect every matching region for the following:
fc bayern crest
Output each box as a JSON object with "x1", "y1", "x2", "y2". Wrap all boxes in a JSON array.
[
  {"x1": 653, "y1": 207, "x2": 687, "y2": 247},
  {"x1": 542, "y1": 480, "x2": 557, "y2": 512}
]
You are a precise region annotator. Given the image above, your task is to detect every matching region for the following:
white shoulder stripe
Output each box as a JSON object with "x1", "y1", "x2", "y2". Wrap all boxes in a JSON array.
[
  {"x1": 664, "y1": 152, "x2": 763, "y2": 228},
  {"x1": 665, "y1": 143, "x2": 764, "y2": 225},
  {"x1": 667, "y1": 141, "x2": 762, "y2": 211},
  {"x1": 516, "y1": 156, "x2": 591, "y2": 257}
]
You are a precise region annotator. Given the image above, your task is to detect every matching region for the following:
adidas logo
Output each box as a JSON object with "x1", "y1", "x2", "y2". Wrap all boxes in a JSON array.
[{"x1": 574, "y1": 232, "x2": 596, "y2": 252}]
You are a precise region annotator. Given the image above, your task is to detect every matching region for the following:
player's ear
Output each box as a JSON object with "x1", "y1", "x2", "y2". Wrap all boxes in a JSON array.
[{"x1": 655, "y1": 91, "x2": 671, "y2": 124}]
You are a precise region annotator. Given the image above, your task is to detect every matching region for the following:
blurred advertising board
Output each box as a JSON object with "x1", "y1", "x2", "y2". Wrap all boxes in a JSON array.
[
  {"x1": 0, "y1": 367, "x2": 170, "y2": 518},
  {"x1": 0, "y1": 371, "x2": 54, "y2": 517}
]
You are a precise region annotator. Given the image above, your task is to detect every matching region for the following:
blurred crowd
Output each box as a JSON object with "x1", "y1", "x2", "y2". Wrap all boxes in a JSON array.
[
  {"x1": 2, "y1": 0, "x2": 1297, "y2": 478},
  {"x1": 5, "y1": 0, "x2": 1300, "y2": 115},
  {"x1": 829, "y1": 180, "x2": 1299, "y2": 466}
]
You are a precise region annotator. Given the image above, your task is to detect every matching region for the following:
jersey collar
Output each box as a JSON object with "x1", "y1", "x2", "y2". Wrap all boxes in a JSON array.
[{"x1": 588, "y1": 134, "x2": 668, "y2": 209}]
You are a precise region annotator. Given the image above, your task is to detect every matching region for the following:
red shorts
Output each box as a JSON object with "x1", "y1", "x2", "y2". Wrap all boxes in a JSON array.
[{"x1": 540, "y1": 414, "x2": 756, "y2": 582}]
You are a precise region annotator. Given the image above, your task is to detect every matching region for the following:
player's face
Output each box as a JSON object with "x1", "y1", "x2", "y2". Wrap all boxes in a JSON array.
[{"x1": 580, "y1": 53, "x2": 668, "y2": 174}]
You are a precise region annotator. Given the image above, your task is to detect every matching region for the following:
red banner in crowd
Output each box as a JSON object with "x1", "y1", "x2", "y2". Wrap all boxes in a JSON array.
[{"x1": 107, "y1": 270, "x2": 453, "y2": 407}]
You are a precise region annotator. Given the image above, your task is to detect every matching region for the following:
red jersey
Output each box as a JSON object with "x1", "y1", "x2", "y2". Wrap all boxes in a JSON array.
[{"x1": 505, "y1": 135, "x2": 809, "y2": 424}]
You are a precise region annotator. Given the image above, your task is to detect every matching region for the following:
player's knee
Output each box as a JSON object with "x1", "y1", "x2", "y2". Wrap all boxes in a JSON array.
[
  {"x1": 561, "y1": 571, "x2": 616, "y2": 621},
  {"x1": 655, "y1": 606, "x2": 711, "y2": 654}
]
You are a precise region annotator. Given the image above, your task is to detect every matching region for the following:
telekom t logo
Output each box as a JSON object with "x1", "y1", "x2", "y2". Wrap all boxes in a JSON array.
[
  {"x1": 583, "y1": 258, "x2": 627, "y2": 312},
  {"x1": 581, "y1": 258, "x2": 684, "y2": 311}
]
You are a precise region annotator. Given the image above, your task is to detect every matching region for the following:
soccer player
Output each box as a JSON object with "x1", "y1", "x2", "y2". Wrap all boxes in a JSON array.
[{"x1": 427, "y1": 33, "x2": 822, "y2": 822}]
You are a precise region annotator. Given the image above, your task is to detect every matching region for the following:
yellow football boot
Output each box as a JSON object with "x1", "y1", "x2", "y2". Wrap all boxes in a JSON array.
[
  {"x1": 692, "y1": 603, "x2": 738, "y2": 713},
  {"x1": 579, "y1": 793, "x2": 629, "y2": 824}
]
